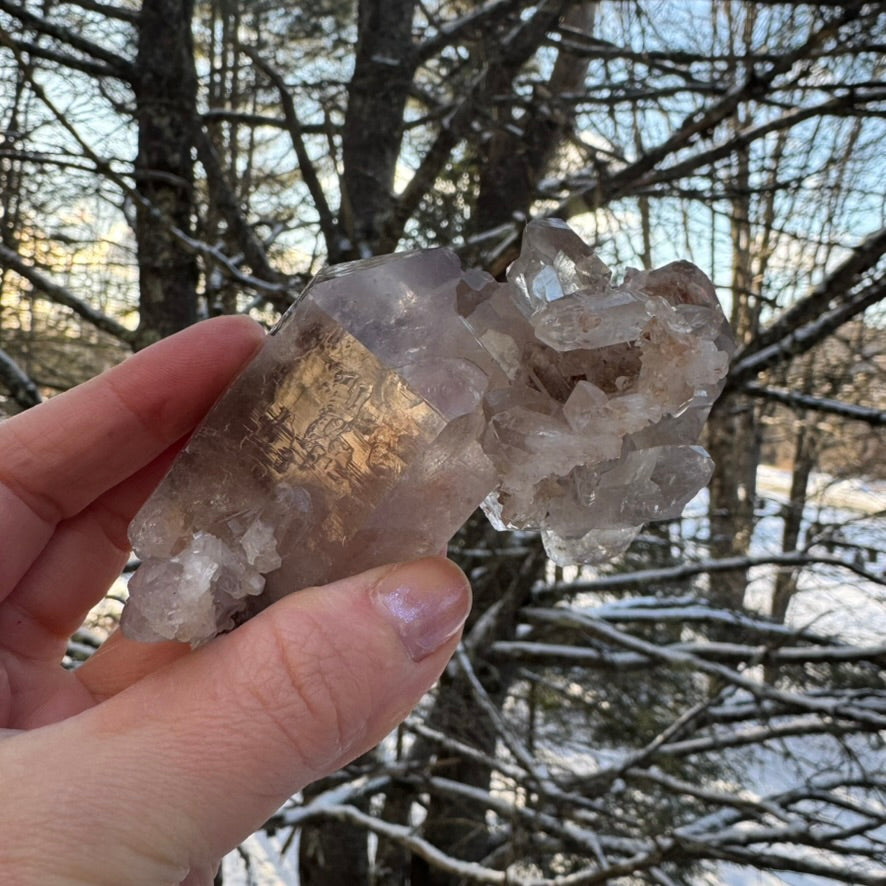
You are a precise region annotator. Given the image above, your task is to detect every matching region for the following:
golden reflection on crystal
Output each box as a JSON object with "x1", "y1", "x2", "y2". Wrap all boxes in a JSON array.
[{"x1": 237, "y1": 306, "x2": 446, "y2": 541}]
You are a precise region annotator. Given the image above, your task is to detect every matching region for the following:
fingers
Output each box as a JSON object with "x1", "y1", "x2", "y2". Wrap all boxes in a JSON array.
[
  {"x1": 74, "y1": 630, "x2": 190, "y2": 702},
  {"x1": 0, "y1": 445, "x2": 183, "y2": 660},
  {"x1": 0, "y1": 558, "x2": 471, "y2": 884},
  {"x1": 0, "y1": 315, "x2": 265, "y2": 598}
]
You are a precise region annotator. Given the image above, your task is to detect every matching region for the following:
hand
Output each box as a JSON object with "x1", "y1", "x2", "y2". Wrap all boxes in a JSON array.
[{"x1": 0, "y1": 316, "x2": 471, "y2": 885}]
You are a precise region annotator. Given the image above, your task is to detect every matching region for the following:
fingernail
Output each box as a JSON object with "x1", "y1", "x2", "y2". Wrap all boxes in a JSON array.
[{"x1": 369, "y1": 559, "x2": 471, "y2": 662}]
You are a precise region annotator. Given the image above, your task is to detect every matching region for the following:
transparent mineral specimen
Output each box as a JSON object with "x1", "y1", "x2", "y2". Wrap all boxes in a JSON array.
[{"x1": 121, "y1": 218, "x2": 735, "y2": 644}]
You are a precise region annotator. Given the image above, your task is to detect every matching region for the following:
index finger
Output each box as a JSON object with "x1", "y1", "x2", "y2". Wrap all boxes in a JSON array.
[{"x1": 0, "y1": 316, "x2": 265, "y2": 593}]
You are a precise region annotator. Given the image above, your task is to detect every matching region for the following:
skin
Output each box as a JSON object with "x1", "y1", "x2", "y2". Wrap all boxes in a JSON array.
[{"x1": 0, "y1": 316, "x2": 472, "y2": 885}]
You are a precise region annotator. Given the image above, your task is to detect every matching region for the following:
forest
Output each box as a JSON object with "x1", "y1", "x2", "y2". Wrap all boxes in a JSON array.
[{"x1": 0, "y1": 1, "x2": 884, "y2": 883}]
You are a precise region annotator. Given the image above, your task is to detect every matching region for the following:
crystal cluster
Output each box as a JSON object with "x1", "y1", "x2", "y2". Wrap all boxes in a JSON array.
[{"x1": 122, "y1": 219, "x2": 734, "y2": 644}]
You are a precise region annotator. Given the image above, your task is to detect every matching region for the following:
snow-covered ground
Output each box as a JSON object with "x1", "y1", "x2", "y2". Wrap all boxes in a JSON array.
[
  {"x1": 718, "y1": 474, "x2": 885, "y2": 884},
  {"x1": 747, "y1": 467, "x2": 886, "y2": 645},
  {"x1": 756, "y1": 466, "x2": 886, "y2": 516}
]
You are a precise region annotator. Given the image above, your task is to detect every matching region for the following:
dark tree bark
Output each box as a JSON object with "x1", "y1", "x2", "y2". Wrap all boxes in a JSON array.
[
  {"x1": 471, "y1": 2, "x2": 595, "y2": 240},
  {"x1": 340, "y1": 0, "x2": 418, "y2": 259},
  {"x1": 133, "y1": 0, "x2": 200, "y2": 347},
  {"x1": 705, "y1": 135, "x2": 760, "y2": 611},
  {"x1": 770, "y1": 410, "x2": 818, "y2": 625},
  {"x1": 299, "y1": 788, "x2": 370, "y2": 885},
  {"x1": 706, "y1": 391, "x2": 760, "y2": 610}
]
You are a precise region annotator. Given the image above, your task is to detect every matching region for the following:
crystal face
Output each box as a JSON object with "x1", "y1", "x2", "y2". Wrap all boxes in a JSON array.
[{"x1": 121, "y1": 219, "x2": 735, "y2": 644}]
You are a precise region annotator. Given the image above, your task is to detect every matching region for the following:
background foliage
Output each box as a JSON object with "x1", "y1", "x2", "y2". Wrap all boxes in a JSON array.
[{"x1": 1, "y1": 1, "x2": 884, "y2": 883}]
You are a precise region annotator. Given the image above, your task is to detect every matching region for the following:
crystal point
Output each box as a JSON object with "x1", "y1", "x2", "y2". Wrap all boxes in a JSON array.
[{"x1": 122, "y1": 218, "x2": 735, "y2": 644}]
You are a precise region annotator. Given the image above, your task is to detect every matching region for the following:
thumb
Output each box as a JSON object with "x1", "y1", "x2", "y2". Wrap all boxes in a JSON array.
[{"x1": 0, "y1": 557, "x2": 471, "y2": 885}]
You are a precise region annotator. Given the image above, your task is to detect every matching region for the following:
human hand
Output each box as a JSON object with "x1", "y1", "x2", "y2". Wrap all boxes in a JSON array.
[{"x1": 0, "y1": 316, "x2": 471, "y2": 885}]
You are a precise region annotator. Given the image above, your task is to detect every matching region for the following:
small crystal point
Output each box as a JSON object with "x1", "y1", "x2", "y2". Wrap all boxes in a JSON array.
[{"x1": 122, "y1": 218, "x2": 735, "y2": 644}]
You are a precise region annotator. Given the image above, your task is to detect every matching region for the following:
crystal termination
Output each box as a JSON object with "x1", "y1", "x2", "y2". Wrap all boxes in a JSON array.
[{"x1": 122, "y1": 219, "x2": 734, "y2": 644}]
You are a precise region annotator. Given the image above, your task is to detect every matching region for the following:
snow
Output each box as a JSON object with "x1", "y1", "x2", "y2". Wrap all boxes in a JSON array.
[
  {"x1": 756, "y1": 465, "x2": 886, "y2": 515},
  {"x1": 219, "y1": 465, "x2": 885, "y2": 883}
]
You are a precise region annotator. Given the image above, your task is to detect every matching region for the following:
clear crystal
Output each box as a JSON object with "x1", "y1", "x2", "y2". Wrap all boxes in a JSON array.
[{"x1": 122, "y1": 219, "x2": 735, "y2": 644}]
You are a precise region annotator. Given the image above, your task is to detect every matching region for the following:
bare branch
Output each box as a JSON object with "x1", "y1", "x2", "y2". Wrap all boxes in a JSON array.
[
  {"x1": 741, "y1": 381, "x2": 886, "y2": 425},
  {"x1": 0, "y1": 30, "x2": 126, "y2": 80},
  {"x1": 730, "y1": 273, "x2": 886, "y2": 385},
  {"x1": 0, "y1": 346, "x2": 42, "y2": 409},
  {"x1": 730, "y1": 225, "x2": 886, "y2": 384},
  {"x1": 492, "y1": 639, "x2": 886, "y2": 669},
  {"x1": 453, "y1": 645, "x2": 544, "y2": 782},
  {"x1": 0, "y1": 243, "x2": 136, "y2": 345},
  {"x1": 657, "y1": 715, "x2": 877, "y2": 758},
  {"x1": 633, "y1": 90, "x2": 886, "y2": 195},
  {"x1": 192, "y1": 126, "x2": 282, "y2": 290},
  {"x1": 60, "y1": 0, "x2": 139, "y2": 24},
  {"x1": 523, "y1": 608, "x2": 886, "y2": 728},
  {"x1": 322, "y1": 804, "x2": 508, "y2": 883},
  {"x1": 242, "y1": 46, "x2": 341, "y2": 257},
  {"x1": 541, "y1": 551, "x2": 886, "y2": 598},
  {"x1": 415, "y1": 0, "x2": 532, "y2": 64},
  {"x1": 0, "y1": 0, "x2": 135, "y2": 80},
  {"x1": 201, "y1": 108, "x2": 327, "y2": 134},
  {"x1": 559, "y1": 1, "x2": 871, "y2": 218}
]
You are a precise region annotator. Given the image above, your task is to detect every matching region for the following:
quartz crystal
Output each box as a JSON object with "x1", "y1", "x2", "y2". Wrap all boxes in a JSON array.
[{"x1": 122, "y1": 219, "x2": 735, "y2": 644}]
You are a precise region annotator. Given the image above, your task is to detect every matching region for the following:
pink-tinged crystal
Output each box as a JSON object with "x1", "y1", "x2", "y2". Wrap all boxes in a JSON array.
[{"x1": 121, "y1": 219, "x2": 735, "y2": 644}]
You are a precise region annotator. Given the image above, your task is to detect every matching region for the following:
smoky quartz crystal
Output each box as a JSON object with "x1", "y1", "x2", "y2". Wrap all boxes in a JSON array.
[{"x1": 122, "y1": 219, "x2": 734, "y2": 644}]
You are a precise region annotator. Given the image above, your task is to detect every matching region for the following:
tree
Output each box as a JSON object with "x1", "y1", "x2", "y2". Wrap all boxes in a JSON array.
[
  {"x1": 133, "y1": 0, "x2": 200, "y2": 344},
  {"x1": 2, "y1": 1, "x2": 885, "y2": 882}
]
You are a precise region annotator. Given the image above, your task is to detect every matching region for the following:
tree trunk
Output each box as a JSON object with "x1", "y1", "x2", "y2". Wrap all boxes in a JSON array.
[
  {"x1": 469, "y1": 2, "x2": 595, "y2": 247},
  {"x1": 298, "y1": 781, "x2": 370, "y2": 885},
  {"x1": 340, "y1": 0, "x2": 418, "y2": 258},
  {"x1": 770, "y1": 416, "x2": 817, "y2": 624},
  {"x1": 706, "y1": 391, "x2": 759, "y2": 610},
  {"x1": 133, "y1": 0, "x2": 200, "y2": 347},
  {"x1": 704, "y1": 43, "x2": 761, "y2": 609}
]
